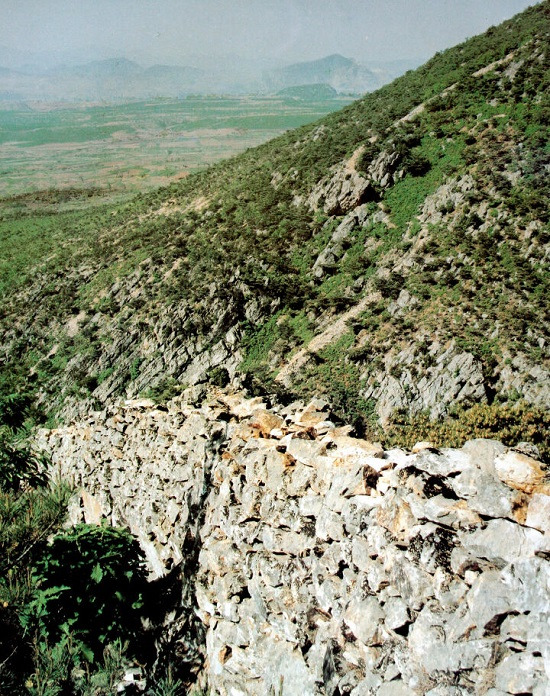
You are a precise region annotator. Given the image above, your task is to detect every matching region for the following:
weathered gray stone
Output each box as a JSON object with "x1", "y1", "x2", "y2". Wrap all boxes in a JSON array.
[
  {"x1": 325, "y1": 461, "x2": 381, "y2": 511},
  {"x1": 387, "y1": 553, "x2": 434, "y2": 611},
  {"x1": 377, "y1": 681, "x2": 415, "y2": 696},
  {"x1": 462, "y1": 570, "x2": 514, "y2": 634},
  {"x1": 343, "y1": 596, "x2": 385, "y2": 645},
  {"x1": 35, "y1": 391, "x2": 550, "y2": 696},
  {"x1": 365, "y1": 560, "x2": 389, "y2": 594},
  {"x1": 408, "y1": 493, "x2": 481, "y2": 528},
  {"x1": 352, "y1": 536, "x2": 373, "y2": 572},
  {"x1": 413, "y1": 448, "x2": 472, "y2": 477},
  {"x1": 286, "y1": 436, "x2": 326, "y2": 466},
  {"x1": 376, "y1": 489, "x2": 418, "y2": 543},
  {"x1": 500, "y1": 612, "x2": 549, "y2": 651},
  {"x1": 461, "y1": 438, "x2": 507, "y2": 472},
  {"x1": 299, "y1": 494, "x2": 324, "y2": 518},
  {"x1": 384, "y1": 597, "x2": 410, "y2": 632},
  {"x1": 315, "y1": 575, "x2": 344, "y2": 615},
  {"x1": 286, "y1": 461, "x2": 315, "y2": 497},
  {"x1": 495, "y1": 652, "x2": 546, "y2": 694},
  {"x1": 526, "y1": 492, "x2": 550, "y2": 534},
  {"x1": 261, "y1": 527, "x2": 314, "y2": 555},
  {"x1": 340, "y1": 496, "x2": 380, "y2": 535},
  {"x1": 425, "y1": 688, "x2": 471, "y2": 696},
  {"x1": 316, "y1": 505, "x2": 345, "y2": 542},
  {"x1": 494, "y1": 450, "x2": 547, "y2": 492},
  {"x1": 500, "y1": 558, "x2": 550, "y2": 614},
  {"x1": 350, "y1": 674, "x2": 383, "y2": 695},
  {"x1": 451, "y1": 467, "x2": 523, "y2": 519},
  {"x1": 460, "y1": 518, "x2": 545, "y2": 564},
  {"x1": 412, "y1": 627, "x2": 494, "y2": 675}
]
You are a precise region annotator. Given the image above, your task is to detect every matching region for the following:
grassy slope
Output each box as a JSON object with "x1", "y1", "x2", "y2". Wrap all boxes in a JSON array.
[{"x1": 0, "y1": 3, "x2": 548, "y2": 452}]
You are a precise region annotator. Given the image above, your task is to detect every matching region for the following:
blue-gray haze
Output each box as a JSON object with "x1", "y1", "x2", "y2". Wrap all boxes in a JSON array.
[{"x1": 0, "y1": 0, "x2": 540, "y2": 70}]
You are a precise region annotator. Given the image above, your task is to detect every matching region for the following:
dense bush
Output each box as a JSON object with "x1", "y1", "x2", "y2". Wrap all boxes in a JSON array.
[
  {"x1": 28, "y1": 524, "x2": 148, "y2": 661},
  {"x1": 372, "y1": 401, "x2": 550, "y2": 462},
  {"x1": 0, "y1": 422, "x2": 150, "y2": 692},
  {"x1": 0, "y1": 456, "x2": 71, "y2": 690}
]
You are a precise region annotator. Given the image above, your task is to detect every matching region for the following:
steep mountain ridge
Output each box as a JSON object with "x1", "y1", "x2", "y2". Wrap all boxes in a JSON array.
[{"x1": 0, "y1": 3, "x2": 548, "y2": 453}]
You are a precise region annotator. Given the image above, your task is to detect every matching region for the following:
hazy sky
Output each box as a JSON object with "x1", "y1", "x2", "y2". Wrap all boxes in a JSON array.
[{"x1": 0, "y1": 0, "x2": 540, "y2": 67}]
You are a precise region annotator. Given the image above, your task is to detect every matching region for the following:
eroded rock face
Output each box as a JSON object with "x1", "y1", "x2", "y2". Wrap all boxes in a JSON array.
[
  {"x1": 36, "y1": 390, "x2": 550, "y2": 695},
  {"x1": 307, "y1": 167, "x2": 375, "y2": 216},
  {"x1": 306, "y1": 147, "x2": 403, "y2": 217},
  {"x1": 362, "y1": 340, "x2": 487, "y2": 423},
  {"x1": 312, "y1": 204, "x2": 371, "y2": 277}
]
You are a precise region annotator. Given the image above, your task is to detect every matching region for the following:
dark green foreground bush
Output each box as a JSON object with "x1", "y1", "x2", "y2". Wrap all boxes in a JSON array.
[{"x1": 0, "y1": 426, "x2": 150, "y2": 694}]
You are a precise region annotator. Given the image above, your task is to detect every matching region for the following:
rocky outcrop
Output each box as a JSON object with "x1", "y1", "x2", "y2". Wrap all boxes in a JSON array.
[
  {"x1": 417, "y1": 175, "x2": 475, "y2": 226},
  {"x1": 37, "y1": 390, "x2": 550, "y2": 695},
  {"x1": 499, "y1": 352, "x2": 550, "y2": 408},
  {"x1": 362, "y1": 339, "x2": 487, "y2": 423},
  {"x1": 312, "y1": 204, "x2": 371, "y2": 278},
  {"x1": 307, "y1": 147, "x2": 403, "y2": 216},
  {"x1": 307, "y1": 167, "x2": 375, "y2": 216}
]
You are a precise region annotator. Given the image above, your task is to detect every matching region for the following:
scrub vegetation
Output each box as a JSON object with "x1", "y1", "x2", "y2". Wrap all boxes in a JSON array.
[
  {"x1": 1, "y1": 3, "x2": 548, "y2": 450},
  {"x1": 0, "y1": 4, "x2": 549, "y2": 691}
]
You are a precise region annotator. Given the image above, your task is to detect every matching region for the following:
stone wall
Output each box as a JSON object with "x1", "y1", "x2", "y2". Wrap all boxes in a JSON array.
[{"x1": 37, "y1": 390, "x2": 550, "y2": 695}]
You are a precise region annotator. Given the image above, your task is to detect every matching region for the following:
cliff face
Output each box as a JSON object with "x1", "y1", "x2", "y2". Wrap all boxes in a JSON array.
[{"x1": 37, "y1": 389, "x2": 550, "y2": 694}]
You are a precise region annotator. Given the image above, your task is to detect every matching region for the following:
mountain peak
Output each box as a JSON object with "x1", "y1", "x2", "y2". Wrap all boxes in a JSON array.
[{"x1": 266, "y1": 53, "x2": 378, "y2": 93}]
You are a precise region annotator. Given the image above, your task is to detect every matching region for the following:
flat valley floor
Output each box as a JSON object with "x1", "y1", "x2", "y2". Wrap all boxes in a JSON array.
[{"x1": 0, "y1": 94, "x2": 353, "y2": 200}]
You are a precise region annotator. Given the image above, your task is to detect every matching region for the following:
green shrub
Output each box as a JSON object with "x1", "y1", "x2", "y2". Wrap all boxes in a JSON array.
[
  {"x1": 151, "y1": 665, "x2": 187, "y2": 696},
  {"x1": 26, "y1": 636, "x2": 128, "y2": 696},
  {"x1": 143, "y1": 376, "x2": 187, "y2": 402},
  {"x1": 0, "y1": 389, "x2": 35, "y2": 431},
  {"x1": 0, "y1": 438, "x2": 147, "y2": 693},
  {"x1": 374, "y1": 401, "x2": 550, "y2": 461},
  {"x1": 27, "y1": 523, "x2": 148, "y2": 662},
  {"x1": 0, "y1": 449, "x2": 71, "y2": 690},
  {"x1": 0, "y1": 431, "x2": 49, "y2": 491}
]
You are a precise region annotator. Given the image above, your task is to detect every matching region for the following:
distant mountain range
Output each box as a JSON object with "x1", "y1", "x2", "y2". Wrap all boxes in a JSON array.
[
  {"x1": 0, "y1": 53, "x2": 421, "y2": 102},
  {"x1": 0, "y1": 58, "x2": 207, "y2": 101},
  {"x1": 265, "y1": 54, "x2": 382, "y2": 94}
]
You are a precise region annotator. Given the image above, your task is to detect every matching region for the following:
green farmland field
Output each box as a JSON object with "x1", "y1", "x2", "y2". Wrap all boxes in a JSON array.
[{"x1": 0, "y1": 94, "x2": 353, "y2": 202}]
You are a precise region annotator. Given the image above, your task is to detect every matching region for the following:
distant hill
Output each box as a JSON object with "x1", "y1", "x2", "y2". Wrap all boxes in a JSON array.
[
  {"x1": 52, "y1": 58, "x2": 143, "y2": 79},
  {"x1": 276, "y1": 83, "x2": 338, "y2": 100},
  {"x1": 0, "y1": 53, "x2": 417, "y2": 102},
  {"x1": 0, "y1": 57, "x2": 207, "y2": 101},
  {"x1": 265, "y1": 53, "x2": 382, "y2": 94},
  {"x1": 143, "y1": 64, "x2": 203, "y2": 80}
]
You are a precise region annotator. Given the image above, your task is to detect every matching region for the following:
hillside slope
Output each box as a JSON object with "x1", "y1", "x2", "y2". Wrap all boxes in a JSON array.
[{"x1": 1, "y1": 3, "x2": 548, "y2": 451}]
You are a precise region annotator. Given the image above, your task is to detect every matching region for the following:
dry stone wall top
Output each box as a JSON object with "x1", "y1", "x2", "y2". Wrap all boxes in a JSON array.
[{"x1": 37, "y1": 390, "x2": 550, "y2": 695}]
